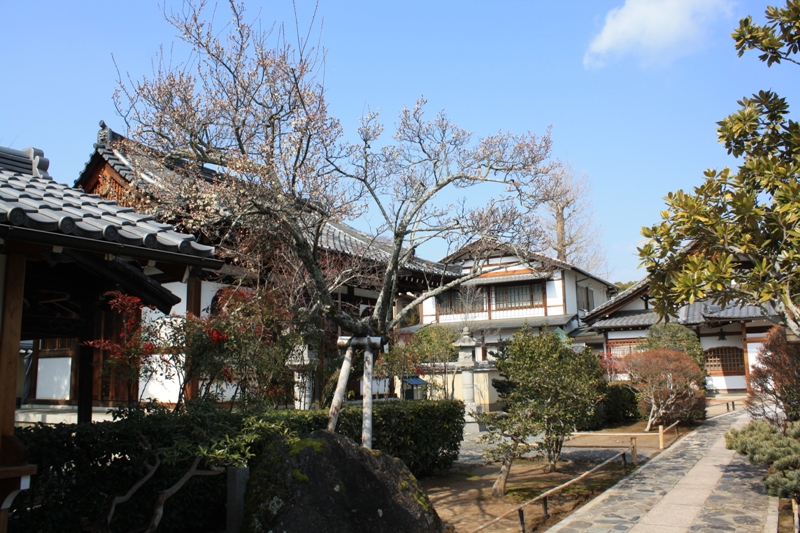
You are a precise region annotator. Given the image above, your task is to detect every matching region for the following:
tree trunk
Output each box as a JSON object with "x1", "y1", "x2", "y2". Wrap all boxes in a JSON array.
[
  {"x1": 327, "y1": 344, "x2": 354, "y2": 432},
  {"x1": 491, "y1": 439, "x2": 520, "y2": 497},
  {"x1": 362, "y1": 341, "x2": 374, "y2": 449},
  {"x1": 491, "y1": 452, "x2": 517, "y2": 497},
  {"x1": 644, "y1": 399, "x2": 658, "y2": 432}
]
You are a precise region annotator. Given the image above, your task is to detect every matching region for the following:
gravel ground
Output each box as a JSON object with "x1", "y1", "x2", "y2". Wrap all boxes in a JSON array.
[{"x1": 456, "y1": 430, "x2": 655, "y2": 466}]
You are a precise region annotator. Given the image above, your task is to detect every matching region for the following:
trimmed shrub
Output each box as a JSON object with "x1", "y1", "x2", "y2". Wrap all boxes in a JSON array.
[
  {"x1": 579, "y1": 382, "x2": 640, "y2": 430},
  {"x1": 257, "y1": 400, "x2": 465, "y2": 476},
  {"x1": 11, "y1": 408, "x2": 238, "y2": 533},
  {"x1": 11, "y1": 399, "x2": 462, "y2": 532}
]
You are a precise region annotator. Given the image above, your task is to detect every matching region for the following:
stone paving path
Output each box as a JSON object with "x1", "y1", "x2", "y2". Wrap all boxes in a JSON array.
[{"x1": 546, "y1": 411, "x2": 778, "y2": 533}]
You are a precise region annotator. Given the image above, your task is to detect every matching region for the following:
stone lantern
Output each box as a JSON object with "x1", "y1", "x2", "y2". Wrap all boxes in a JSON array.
[
  {"x1": 287, "y1": 344, "x2": 318, "y2": 410},
  {"x1": 453, "y1": 326, "x2": 480, "y2": 426}
]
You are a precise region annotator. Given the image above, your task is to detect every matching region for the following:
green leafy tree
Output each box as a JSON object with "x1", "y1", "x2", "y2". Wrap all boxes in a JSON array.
[
  {"x1": 639, "y1": 0, "x2": 800, "y2": 336},
  {"x1": 478, "y1": 328, "x2": 603, "y2": 496},
  {"x1": 636, "y1": 322, "x2": 705, "y2": 373},
  {"x1": 389, "y1": 325, "x2": 459, "y2": 400}
]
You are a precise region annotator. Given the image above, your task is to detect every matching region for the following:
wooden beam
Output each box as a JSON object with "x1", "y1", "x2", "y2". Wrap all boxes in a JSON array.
[
  {"x1": 0, "y1": 254, "x2": 26, "y2": 533},
  {"x1": 0, "y1": 254, "x2": 25, "y2": 438}
]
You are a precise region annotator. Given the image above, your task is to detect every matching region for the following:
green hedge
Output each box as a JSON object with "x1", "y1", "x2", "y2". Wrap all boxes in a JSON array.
[
  {"x1": 11, "y1": 408, "x2": 233, "y2": 533},
  {"x1": 579, "y1": 382, "x2": 640, "y2": 431},
  {"x1": 257, "y1": 400, "x2": 465, "y2": 477},
  {"x1": 11, "y1": 400, "x2": 463, "y2": 532}
]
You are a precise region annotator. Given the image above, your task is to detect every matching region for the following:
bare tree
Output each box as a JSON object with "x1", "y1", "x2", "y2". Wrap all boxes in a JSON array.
[
  {"x1": 116, "y1": 0, "x2": 554, "y2": 337},
  {"x1": 539, "y1": 162, "x2": 606, "y2": 273},
  {"x1": 114, "y1": 0, "x2": 556, "y2": 442}
]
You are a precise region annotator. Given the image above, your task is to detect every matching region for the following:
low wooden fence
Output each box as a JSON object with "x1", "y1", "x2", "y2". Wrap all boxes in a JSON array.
[
  {"x1": 467, "y1": 420, "x2": 686, "y2": 533},
  {"x1": 571, "y1": 419, "x2": 681, "y2": 451},
  {"x1": 466, "y1": 451, "x2": 629, "y2": 533}
]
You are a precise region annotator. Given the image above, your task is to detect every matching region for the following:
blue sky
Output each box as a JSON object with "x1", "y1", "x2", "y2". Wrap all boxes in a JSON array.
[{"x1": 0, "y1": 0, "x2": 795, "y2": 283}]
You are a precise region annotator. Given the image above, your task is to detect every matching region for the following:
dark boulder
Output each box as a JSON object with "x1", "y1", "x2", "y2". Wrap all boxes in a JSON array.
[{"x1": 243, "y1": 429, "x2": 444, "y2": 533}]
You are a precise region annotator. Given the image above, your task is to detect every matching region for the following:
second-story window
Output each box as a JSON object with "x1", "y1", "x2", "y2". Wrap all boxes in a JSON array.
[
  {"x1": 494, "y1": 283, "x2": 544, "y2": 311},
  {"x1": 438, "y1": 288, "x2": 486, "y2": 315}
]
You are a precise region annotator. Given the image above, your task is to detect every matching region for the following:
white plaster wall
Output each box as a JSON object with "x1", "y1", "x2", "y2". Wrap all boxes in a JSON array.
[
  {"x1": 607, "y1": 330, "x2": 649, "y2": 340},
  {"x1": 139, "y1": 372, "x2": 182, "y2": 404},
  {"x1": 490, "y1": 307, "x2": 545, "y2": 320},
  {"x1": 618, "y1": 298, "x2": 646, "y2": 311},
  {"x1": 421, "y1": 297, "x2": 437, "y2": 324},
  {"x1": 748, "y1": 341, "x2": 765, "y2": 373},
  {"x1": 36, "y1": 357, "x2": 71, "y2": 400},
  {"x1": 200, "y1": 281, "x2": 228, "y2": 315},
  {"x1": 438, "y1": 311, "x2": 489, "y2": 324},
  {"x1": 547, "y1": 278, "x2": 565, "y2": 315},
  {"x1": 162, "y1": 281, "x2": 187, "y2": 315},
  {"x1": 563, "y1": 270, "x2": 577, "y2": 314},
  {"x1": 706, "y1": 375, "x2": 747, "y2": 391},
  {"x1": 699, "y1": 336, "x2": 743, "y2": 350}
]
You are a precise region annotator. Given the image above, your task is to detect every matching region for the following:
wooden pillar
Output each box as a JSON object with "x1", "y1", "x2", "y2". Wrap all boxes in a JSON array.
[
  {"x1": 184, "y1": 277, "x2": 202, "y2": 402},
  {"x1": 0, "y1": 254, "x2": 35, "y2": 533},
  {"x1": 0, "y1": 255, "x2": 25, "y2": 438},
  {"x1": 742, "y1": 322, "x2": 751, "y2": 393},
  {"x1": 77, "y1": 294, "x2": 98, "y2": 424}
]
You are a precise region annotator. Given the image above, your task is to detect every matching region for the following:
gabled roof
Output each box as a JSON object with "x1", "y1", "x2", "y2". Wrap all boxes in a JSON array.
[
  {"x1": 0, "y1": 146, "x2": 220, "y2": 266},
  {"x1": 583, "y1": 278, "x2": 649, "y2": 323},
  {"x1": 78, "y1": 122, "x2": 459, "y2": 280},
  {"x1": 441, "y1": 238, "x2": 616, "y2": 289},
  {"x1": 592, "y1": 309, "x2": 659, "y2": 329},
  {"x1": 321, "y1": 220, "x2": 460, "y2": 278},
  {"x1": 584, "y1": 276, "x2": 779, "y2": 330}
]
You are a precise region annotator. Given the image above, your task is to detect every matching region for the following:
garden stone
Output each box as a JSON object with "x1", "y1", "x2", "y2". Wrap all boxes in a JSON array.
[{"x1": 243, "y1": 429, "x2": 443, "y2": 533}]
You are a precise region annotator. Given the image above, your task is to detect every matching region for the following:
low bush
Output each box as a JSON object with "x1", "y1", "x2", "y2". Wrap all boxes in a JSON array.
[
  {"x1": 10, "y1": 404, "x2": 253, "y2": 533},
  {"x1": 257, "y1": 400, "x2": 465, "y2": 476},
  {"x1": 11, "y1": 399, "x2": 462, "y2": 532},
  {"x1": 578, "y1": 382, "x2": 640, "y2": 431}
]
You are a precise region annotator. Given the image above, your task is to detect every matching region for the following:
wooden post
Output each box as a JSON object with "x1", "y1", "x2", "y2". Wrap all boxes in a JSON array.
[
  {"x1": 659, "y1": 425, "x2": 665, "y2": 450},
  {"x1": 631, "y1": 438, "x2": 638, "y2": 465},
  {"x1": 517, "y1": 508, "x2": 526, "y2": 532},
  {"x1": 622, "y1": 452, "x2": 628, "y2": 474},
  {"x1": 327, "y1": 344, "x2": 354, "y2": 432},
  {"x1": 362, "y1": 342, "x2": 374, "y2": 449},
  {"x1": 541, "y1": 495, "x2": 549, "y2": 518},
  {"x1": 77, "y1": 293, "x2": 98, "y2": 424},
  {"x1": 0, "y1": 254, "x2": 26, "y2": 533},
  {"x1": 732, "y1": 400, "x2": 736, "y2": 411},
  {"x1": 0, "y1": 255, "x2": 24, "y2": 446}
]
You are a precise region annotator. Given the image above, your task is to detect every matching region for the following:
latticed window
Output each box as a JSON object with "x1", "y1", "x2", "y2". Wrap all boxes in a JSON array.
[
  {"x1": 494, "y1": 283, "x2": 544, "y2": 311},
  {"x1": 607, "y1": 339, "x2": 640, "y2": 358},
  {"x1": 705, "y1": 346, "x2": 745, "y2": 376},
  {"x1": 438, "y1": 289, "x2": 486, "y2": 315}
]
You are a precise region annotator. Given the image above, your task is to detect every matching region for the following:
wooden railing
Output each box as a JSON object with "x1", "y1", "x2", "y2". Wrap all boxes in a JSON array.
[
  {"x1": 468, "y1": 420, "x2": 687, "y2": 533},
  {"x1": 571, "y1": 420, "x2": 681, "y2": 450},
  {"x1": 466, "y1": 451, "x2": 628, "y2": 533}
]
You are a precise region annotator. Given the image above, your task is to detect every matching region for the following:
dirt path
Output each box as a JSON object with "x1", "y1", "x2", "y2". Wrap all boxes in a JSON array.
[
  {"x1": 426, "y1": 417, "x2": 697, "y2": 533},
  {"x1": 422, "y1": 457, "x2": 631, "y2": 533}
]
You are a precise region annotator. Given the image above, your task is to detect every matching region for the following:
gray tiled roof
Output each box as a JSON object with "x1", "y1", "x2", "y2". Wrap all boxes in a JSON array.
[
  {"x1": 702, "y1": 302, "x2": 777, "y2": 321},
  {"x1": 441, "y1": 240, "x2": 615, "y2": 289},
  {"x1": 584, "y1": 278, "x2": 649, "y2": 322},
  {"x1": 586, "y1": 275, "x2": 778, "y2": 330},
  {"x1": 591, "y1": 309, "x2": 659, "y2": 329},
  {"x1": 82, "y1": 123, "x2": 458, "y2": 279},
  {"x1": 321, "y1": 220, "x2": 460, "y2": 278},
  {"x1": 0, "y1": 145, "x2": 217, "y2": 261},
  {"x1": 463, "y1": 271, "x2": 551, "y2": 286},
  {"x1": 398, "y1": 314, "x2": 577, "y2": 335}
]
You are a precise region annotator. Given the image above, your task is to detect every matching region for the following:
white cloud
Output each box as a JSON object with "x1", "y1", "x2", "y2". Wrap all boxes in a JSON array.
[{"x1": 584, "y1": 0, "x2": 732, "y2": 69}]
